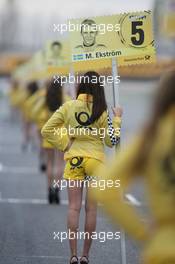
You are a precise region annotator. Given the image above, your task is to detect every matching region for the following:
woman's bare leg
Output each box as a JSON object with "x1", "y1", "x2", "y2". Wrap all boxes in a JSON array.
[
  {"x1": 38, "y1": 131, "x2": 46, "y2": 172},
  {"x1": 81, "y1": 184, "x2": 97, "y2": 258},
  {"x1": 54, "y1": 150, "x2": 64, "y2": 188},
  {"x1": 67, "y1": 182, "x2": 83, "y2": 257},
  {"x1": 22, "y1": 119, "x2": 31, "y2": 151},
  {"x1": 46, "y1": 149, "x2": 54, "y2": 188}
]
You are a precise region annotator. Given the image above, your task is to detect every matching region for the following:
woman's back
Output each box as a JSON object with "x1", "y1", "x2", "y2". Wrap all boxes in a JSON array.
[
  {"x1": 41, "y1": 71, "x2": 122, "y2": 161},
  {"x1": 55, "y1": 93, "x2": 121, "y2": 161}
]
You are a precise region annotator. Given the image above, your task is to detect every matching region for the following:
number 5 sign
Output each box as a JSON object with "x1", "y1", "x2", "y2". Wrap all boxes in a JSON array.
[
  {"x1": 69, "y1": 10, "x2": 156, "y2": 71},
  {"x1": 131, "y1": 21, "x2": 145, "y2": 46}
]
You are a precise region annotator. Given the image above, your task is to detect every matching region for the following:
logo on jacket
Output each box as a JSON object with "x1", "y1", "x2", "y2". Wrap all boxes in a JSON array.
[{"x1": 75, "y1": 112, "x2": 93, "y2": 130}]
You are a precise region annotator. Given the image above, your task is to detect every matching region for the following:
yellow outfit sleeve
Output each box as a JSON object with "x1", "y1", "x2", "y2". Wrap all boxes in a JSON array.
[
  {"x1": 90, "y1": 136, "x2": 149, "y2": 242},
  {"x1": 41, "y1": 103, "x2": 69, "y2": 151}
]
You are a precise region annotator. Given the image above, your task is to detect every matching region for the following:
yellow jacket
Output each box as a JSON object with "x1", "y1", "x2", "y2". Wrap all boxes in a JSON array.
[
  {"x1": 23, "y1": 89, "x2": 46, "y2": 121},
  {"x1": 90, "y1": 106, "x2": 175, "y2": 242},
  {"x1": 9, "y1": 87, "x2": 28, "y2": 110},
  {"x1": 41, "y1": 93, "x2": 121, "y2": 161},
  {"x1": 28, "y1": 89, "x2": 46, "y2": 126}
]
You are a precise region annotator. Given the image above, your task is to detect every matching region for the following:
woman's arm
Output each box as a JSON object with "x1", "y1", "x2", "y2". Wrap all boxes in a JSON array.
[{"x1": 41, "y1": 104, "x2": 69, "y2": 151}]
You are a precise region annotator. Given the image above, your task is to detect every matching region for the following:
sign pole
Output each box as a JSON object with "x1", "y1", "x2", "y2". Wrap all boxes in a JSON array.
[
  {"x1": 112, "y1": 58, "x2": 120, "y2": 107},
  {"x1": 112, "y1": 57, "x2": 127, "y2": 264}
]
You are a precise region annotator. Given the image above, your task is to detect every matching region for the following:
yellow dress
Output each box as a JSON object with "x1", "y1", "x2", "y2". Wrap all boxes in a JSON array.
[
  {"x1": 22, "y1": 89, "x2": 46, "y2": 122},
  {"x1": 30, "y1": 89, "x2": 46, "y2": 128},
  {"x1": 9, "y1": 86, "x2": 29, "y2": 111}
]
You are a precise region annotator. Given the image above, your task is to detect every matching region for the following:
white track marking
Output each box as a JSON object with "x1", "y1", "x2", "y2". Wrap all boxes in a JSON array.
[
  {"x1": 0, "y1": 198, "x2": 85, "y2": 206},
  {"x1": 0, "y1": 165, "x2": 38, "y2": 174},
  {"x1": 0, "y1": 198, "x2": 48, "y2": 204},
  {"x1": 0, "y1": 163, "x2": 3, "y2": 172},
  {"x1": 0, "y1": 195, "x2": 141, "y2": 206},
  {"x1": 6, "y1": 255, "x2": 67, "y2": 259},
  {"x1": 0, "y1": 148, "x2": 25, "y2": 154},
  {"x1": 0, "y1": 146, "x2": 38, "y2": 154},
  {"x1": 125, "y1": 194, "x2": 141, "y2": 206}
]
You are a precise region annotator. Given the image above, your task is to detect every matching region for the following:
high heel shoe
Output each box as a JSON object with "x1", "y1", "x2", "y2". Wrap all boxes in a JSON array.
[
  {"x1": 80, "y1": 256, "x2": 89, "y2": 263},
  {"x1": 40, "y1": 163, "x2": 46, "y2": 172},
  {"x1": 54, "y1": 187, "x2": 60, "y2": 204},
  {"x1": 48, "y1": 187, "x2": 55, "y2": 204},
  {"x1": 70, "y1": 255, "x2": 78, "y2": 264}
]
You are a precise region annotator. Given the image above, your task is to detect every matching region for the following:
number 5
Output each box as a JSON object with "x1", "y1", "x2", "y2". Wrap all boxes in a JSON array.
[{"x1": 131, "y1": 21, "x2": 144, "y2": 46}]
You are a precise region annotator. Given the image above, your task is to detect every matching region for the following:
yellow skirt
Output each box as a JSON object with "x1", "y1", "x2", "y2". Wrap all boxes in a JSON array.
[{"x1": 64, "y1": 157, "x2": 103, "y2": 181}]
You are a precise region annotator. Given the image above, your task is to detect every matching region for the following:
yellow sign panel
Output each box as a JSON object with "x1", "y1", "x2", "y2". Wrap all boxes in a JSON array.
[{"x1": 69, "y1": 11, "x2": 156, "y2": 71}]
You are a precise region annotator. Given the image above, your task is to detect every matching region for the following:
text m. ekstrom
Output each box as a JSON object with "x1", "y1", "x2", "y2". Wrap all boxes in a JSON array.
[{"x1": 84, "y1": 50, "x2": 122, "y2": 60}]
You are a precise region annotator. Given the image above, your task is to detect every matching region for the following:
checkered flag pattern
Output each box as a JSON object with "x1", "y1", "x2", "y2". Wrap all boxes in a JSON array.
[{"x1": 107, "y1": 111, "x2": 120, "y2": 146}]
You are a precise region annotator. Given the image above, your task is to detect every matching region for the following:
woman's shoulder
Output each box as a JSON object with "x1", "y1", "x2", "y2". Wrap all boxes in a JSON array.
[
  {"x1": 62, "y1": 98, "x2": 82, "y2": 107},
  {"x1": 55, "y1": 99, "x2": 77, "y2": 113}
]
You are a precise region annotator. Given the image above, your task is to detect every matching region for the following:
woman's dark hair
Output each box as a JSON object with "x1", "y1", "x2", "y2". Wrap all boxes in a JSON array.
[
  {"x1": 46, "y1": 80, "x2": 63, "y2": 112},
  {"x1": 76, "y1": 71, "x2": 107, "y2": 123},
  {"x1": 27, "y1": 81, "x2": 38, "y2": 96},
  {"x1": 135, "y1": 70, "x2": 175, "y2": 170}
]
